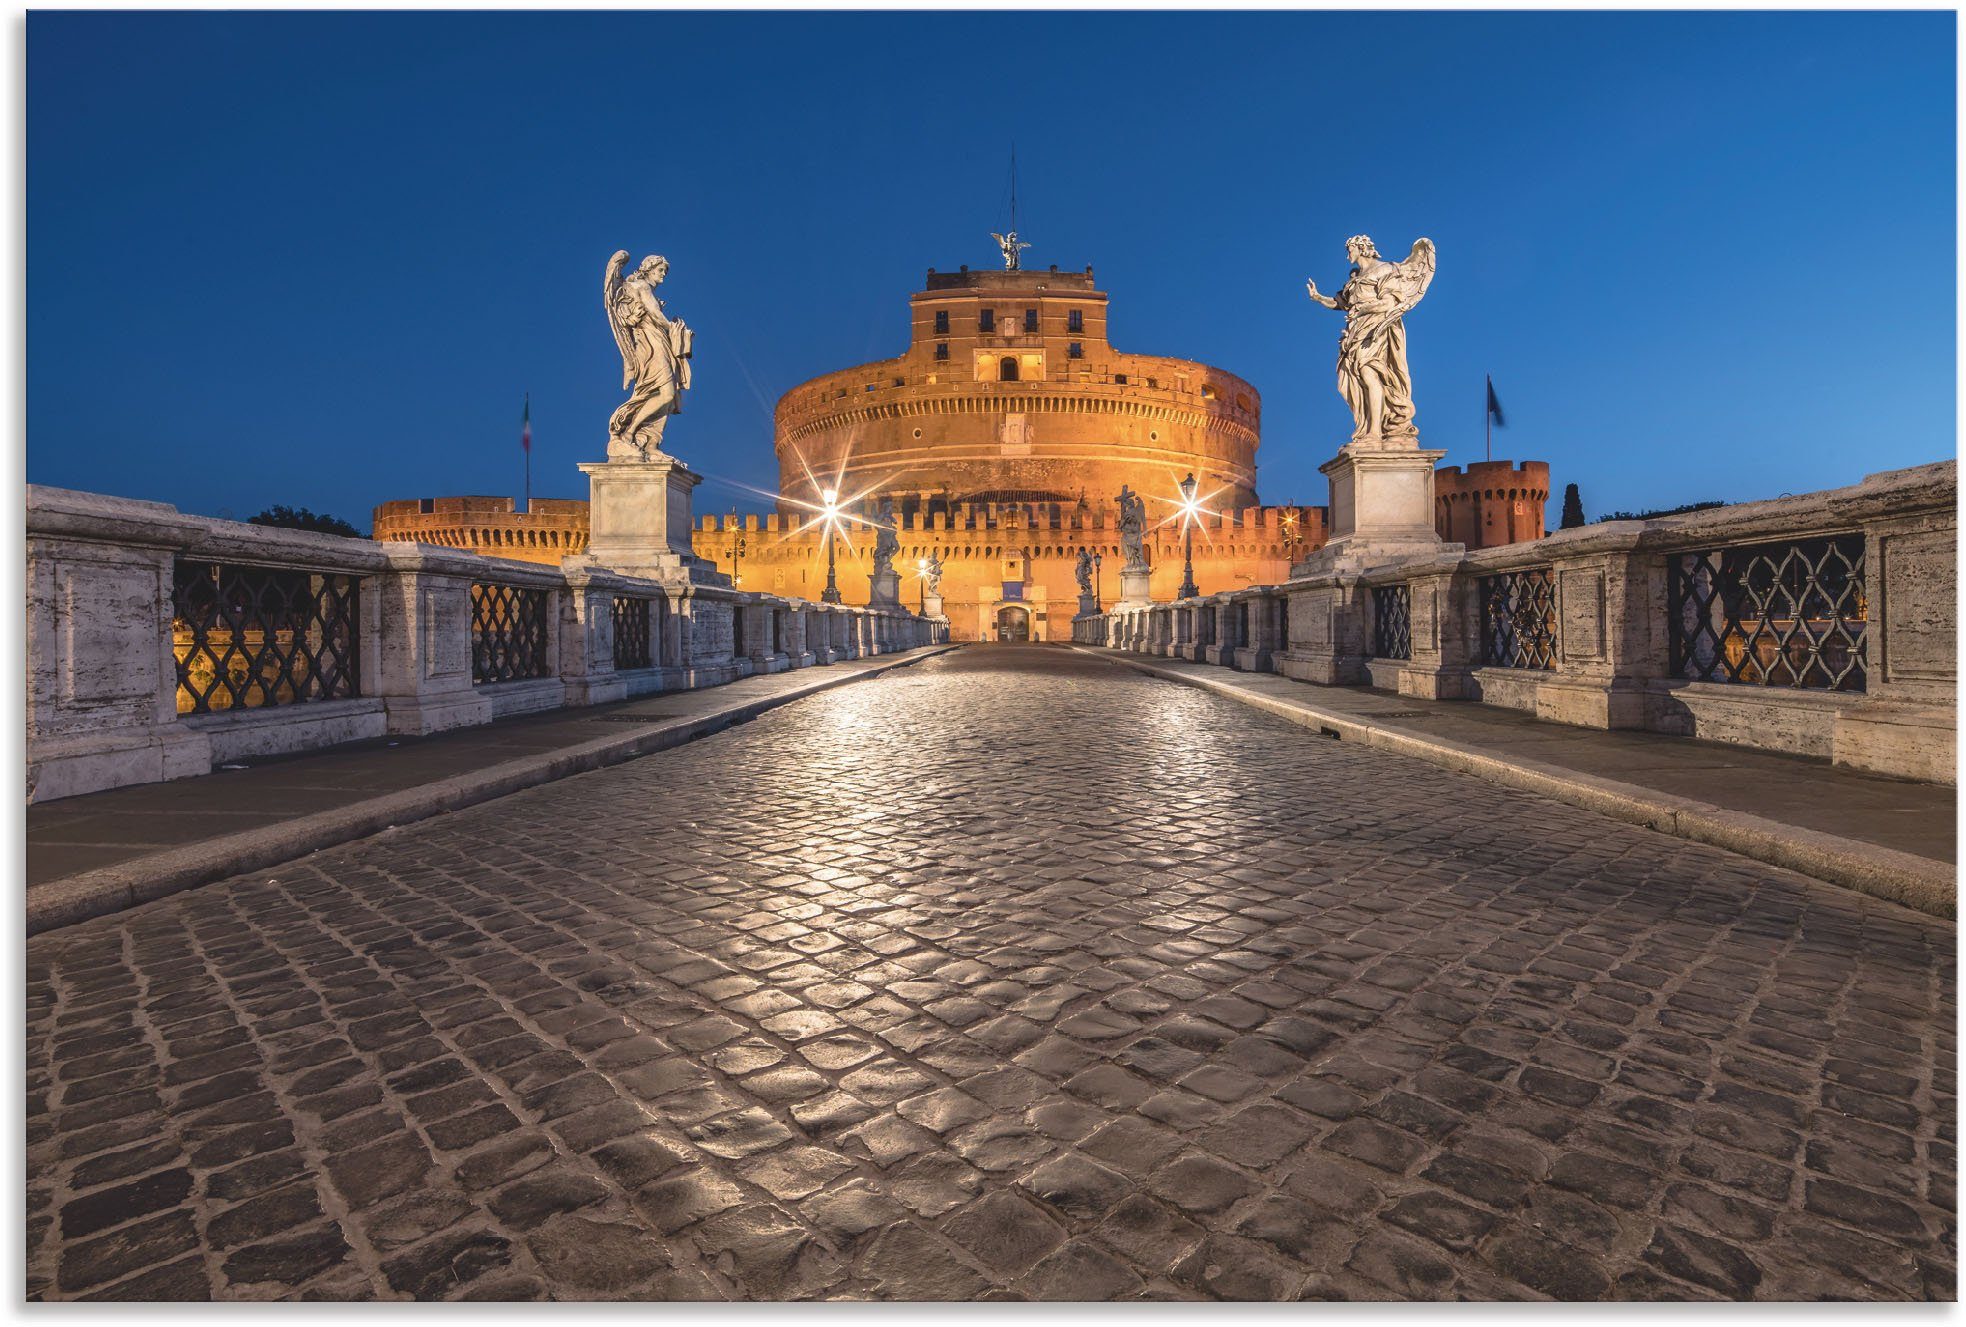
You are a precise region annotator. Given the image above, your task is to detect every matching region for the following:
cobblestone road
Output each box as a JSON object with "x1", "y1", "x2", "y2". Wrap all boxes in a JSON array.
[{"x1": 26, "y1": 646, "x2": 1956, "y2": 1300}]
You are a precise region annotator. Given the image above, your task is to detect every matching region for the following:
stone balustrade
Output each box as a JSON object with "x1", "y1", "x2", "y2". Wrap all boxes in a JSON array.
[
  {"x1": 1077, "y1": 461, "x2": 1955, "y2": 784},
  {"x1": 27, "y1": 485, "x2": 947, "y2": 803}
]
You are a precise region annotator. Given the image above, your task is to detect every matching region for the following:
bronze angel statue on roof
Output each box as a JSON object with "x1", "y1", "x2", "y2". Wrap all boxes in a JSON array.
[
  {"x1": 1305, "y1": 236, "x2": 1436, "y2": 445},
  {"x1": 603, "y1": 250, "x2": 695, "y2": 460}
]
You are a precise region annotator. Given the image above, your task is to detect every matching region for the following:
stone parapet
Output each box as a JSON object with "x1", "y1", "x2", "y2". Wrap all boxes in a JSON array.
[
  {"x1": 1089, "y1": 461, "x2": 1956, "y2": 784},
  {"x1": 27, "y1": 485, "x2": 943, "y2": 803}
]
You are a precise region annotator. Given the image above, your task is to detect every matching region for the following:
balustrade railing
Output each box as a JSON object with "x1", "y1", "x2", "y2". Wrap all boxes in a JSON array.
[
  {"x1": 172, "y1": 560, "x2": 361, "y2": 714},
  {"x1": 471, "y1": 582, "x2": 550, "y2": 684},
  {"x1": 1479, "y1": 568, "x2": 1558, "y2": 670},
  {"x1": 1667, "y1": 535, "x2": 1866, "y2": 691},
  {"x1": 612, "y1": 594, "x2": 655, "y2": 671},
  {"x1": 1371, "y1": 584, "x2": 1412, "y2": 661}
]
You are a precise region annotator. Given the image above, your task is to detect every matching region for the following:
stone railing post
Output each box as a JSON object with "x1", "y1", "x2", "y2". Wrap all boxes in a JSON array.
[
  {"x1": 559, "y1": 561, "x2": 628, "y2": 707},
  {"x1": 371, "y1": 544, "x2": 496, "y2": 736},
  {"x1": 26, "y1": 488, "x2": 214, "y2": 801}
]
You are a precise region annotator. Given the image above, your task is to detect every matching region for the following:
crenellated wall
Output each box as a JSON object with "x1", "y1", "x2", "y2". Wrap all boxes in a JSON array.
[{"x1": 1434, "y1": 460, "x2": 1549, "y2": 548}]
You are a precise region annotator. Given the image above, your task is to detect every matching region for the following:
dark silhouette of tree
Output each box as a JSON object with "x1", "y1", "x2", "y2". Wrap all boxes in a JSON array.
[
  {"x1": 1559, "y1": 483, "x2": 1586, "y2": 529},
  {"x1": 248, "y1": 505, "x2": 362, "y2": 538},
  {"x1": 1599, "y1": 499, "x2": 1727, "y2": 522}
]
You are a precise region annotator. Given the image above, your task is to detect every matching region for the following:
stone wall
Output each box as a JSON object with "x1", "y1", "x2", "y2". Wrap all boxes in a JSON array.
[
  {"x1": 1082, "y1": 461, "x2": 1956, "y2": 784},
  {"x1": 29, "y1": 486, "x2": 945, "y2": 804}
]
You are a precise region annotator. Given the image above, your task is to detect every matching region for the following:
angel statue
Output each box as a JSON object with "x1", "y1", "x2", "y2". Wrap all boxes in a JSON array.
[
  {"x1": 871, "y1": 499, "x2": 900, "y2": 579},
  {"x1": 1074, "y1": 548, "x2": 1094, "y2": 596},
  {"x1": 603, "y1": 250, "x2": 695, "y2": 460},
  {"x1": 1117, "y1": 485, "x2": 1148, "y2": 571},
  {"x1": 990, "y1": 230, "x2": 1031, "y2": 272},
  {"x1": 1305, "y1": 236, "x2": 1437, "y2": 445},
  {"x1": 924, "y1": 553, "x2": 944, "y2": 595}
]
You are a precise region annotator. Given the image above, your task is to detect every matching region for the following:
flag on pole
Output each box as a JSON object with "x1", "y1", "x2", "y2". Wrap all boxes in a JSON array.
[
  {"x1": 1485, "y1": 376, "x2": 1505, "y2": 429},
  {"x1": 521, "y1": 394, "x2": 532, "y2": 452}
]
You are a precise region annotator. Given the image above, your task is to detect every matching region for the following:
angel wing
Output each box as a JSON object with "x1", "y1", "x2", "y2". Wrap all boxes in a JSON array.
[
  {"x1": 1383, "y1": 238, "x2": 1438, "y2": 318},
  {"x1": 602, "y1": 250, "x2": 634, "y2": 391}
]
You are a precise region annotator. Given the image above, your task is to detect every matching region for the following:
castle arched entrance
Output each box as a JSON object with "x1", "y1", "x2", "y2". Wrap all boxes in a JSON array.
[{"x1": 994, "y1": 604, "x2": 1031, "y2": 642}]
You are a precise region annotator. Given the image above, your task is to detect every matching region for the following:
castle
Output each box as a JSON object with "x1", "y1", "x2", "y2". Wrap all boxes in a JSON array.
[{"x1": 374, "y1": 256, "x2": 1549, "y2": 641}]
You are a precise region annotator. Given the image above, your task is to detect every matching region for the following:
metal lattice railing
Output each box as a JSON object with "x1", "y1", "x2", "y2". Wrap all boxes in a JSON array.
[
  {"x1": 172, "y1": 561, "x2": 361, "y2": 714},
  {"x1": 1372, "y1": 584, "x2": 1412, "y2": 660},
  {"x1": 471, "y1": 582, "x2": 549, "y2": 684},
  {"x1": 612, "y1": 595, "x2": 654, "y2": 671},
  {"x1": 1479, "y1": 568, "x2": 1558, "y2": 670},
  {"x1": 1668, "y1": 535, "x2": 1866, "y2": 691}
]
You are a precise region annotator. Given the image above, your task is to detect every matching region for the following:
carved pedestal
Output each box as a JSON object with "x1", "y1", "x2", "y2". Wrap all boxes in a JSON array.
[
  {"x1": 1308, "y1": 439, "x2": 1450, "y2": 570},
  {"x1": 867, "y1": 568, "x2": 902, "y2": 609},
  {"x1": 1116, "y1": 566, "x2": 1153, "y2": 608},
  {"x1": 579, "y1": 452, "x2": 726, "y2": 586},
  {"x1": 1076, "y1": 592, "x2": 1100, "y2": 618}
]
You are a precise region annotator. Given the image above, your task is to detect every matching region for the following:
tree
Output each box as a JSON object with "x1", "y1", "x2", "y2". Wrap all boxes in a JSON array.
[
  {"x1": 1598, "y1": 499, "x2": 1727, "y2": 523},
  {"x1": 248, "y1": 505, "x2": 362, "y2": 538},
  {"x1": 1559, "y1": 483, "x2": 1586, "y2": 529}
]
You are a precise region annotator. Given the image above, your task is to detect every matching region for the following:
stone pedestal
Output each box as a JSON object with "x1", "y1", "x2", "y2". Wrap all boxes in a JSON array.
[
  {"x1": 923, "y1": 591, "x2": 944, "y2": 618},
  {"x1": 1294, "y1": 440, "x2": 1450, "y2": 577},
  {"x1": 1077, "y1": 592, "x2": 1101, "y2": 618},
  {"x1": 867, "y1": 568, "x2": 902, "y2": 608},
  {"x1": 1117, "y1": 565, "x2": 1153, "y2": 608},
  {"x1": 579, "y1": 452, "x2": 727, "y2": 586}
]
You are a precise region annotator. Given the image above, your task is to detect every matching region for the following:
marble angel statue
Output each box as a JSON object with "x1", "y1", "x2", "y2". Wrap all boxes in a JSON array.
[
  {"x1": 604, "y1": 251, "x2": 695, "y2": 460},
  {"x1": 924, "y1": 553, "x2": 944, "y2": 595},
  {"x1": 1305, "y1": 236, "x2": 1436, "y2": 445},
  {"x1": 1074, "y1": 548, "x2": 1094, "y2": 596},
  {"x1": 1117, "y1": 485, "x2": 1149, "y2": 571},
  {"x1": 871, "y1": 499, "x2": 899, "y2": 579},
  {"x1": 990, "y1": 230, "x2": 1031, "y2": 272}
]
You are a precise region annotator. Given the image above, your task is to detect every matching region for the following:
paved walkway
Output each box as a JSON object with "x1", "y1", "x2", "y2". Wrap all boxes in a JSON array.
[
  {"x1": 26, "y1": 647, "x2": 954, "y2": 931},
  {"x1": 25, "y1": 646, "x2": 1955, "y2": 1300}
]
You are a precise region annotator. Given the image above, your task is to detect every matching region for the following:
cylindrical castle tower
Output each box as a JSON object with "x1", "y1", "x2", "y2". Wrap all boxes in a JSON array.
[{"x1": 772, "y1": 265, "x2": 1262, "y2": 517}]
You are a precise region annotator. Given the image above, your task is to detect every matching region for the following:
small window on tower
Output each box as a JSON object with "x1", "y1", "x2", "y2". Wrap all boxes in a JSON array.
[
  {"x1": 1114, "y1": 373, "x2": 1128, "y2": 385},
  {"x1": 1068, "y1": 342, "x2": 1082, "y2": 359},
  {"x1": 935, "y1": 343, "x2": 949, "y2": 361},
  {"x1": 1023, "y1": 308, "x2": 1038, "y2": 333},
  {"x1": 419, "y1": 498, "x2": 435, "y2": 514},
  {"x1": 1068, "y1": 309, "x2": 1084, "y2": 333},
  {"x1": 979, "y1": 309, "x2": 995, "y2": 333},
  {"x1": 934, "y1": 310, "x2": 949, "y2": 334}
]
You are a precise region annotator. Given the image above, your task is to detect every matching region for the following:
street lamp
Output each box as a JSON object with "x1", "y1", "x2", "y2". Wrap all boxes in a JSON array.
[
  {"x1": 1092, "y1": 551, "x2": 1103, "y2": 607},
  {"x1": 729, "y1": 519, "x2": 747, "y2": 589},
  {"x1": 916, "y1": 556, "x2": 929, "y2": 613},
  {"x1": 820, "y1": 487, "x2": 842, "y2": 604},
  {"x1": 1177, "y1": 472, "x2": 1200, "y2": 600}
]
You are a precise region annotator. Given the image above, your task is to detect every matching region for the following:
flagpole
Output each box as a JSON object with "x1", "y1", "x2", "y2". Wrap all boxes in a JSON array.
[
  {"x1": 1485, "y1": 376, "x2": 1492, "y2": 463},
  {"x1": 523, "y1": 393, "x2": 531, "y2": 514}
]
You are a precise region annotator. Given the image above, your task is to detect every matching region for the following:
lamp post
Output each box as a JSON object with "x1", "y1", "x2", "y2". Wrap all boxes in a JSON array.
[
  {"x1": 1177, "y1": 472, "x2": 1200, "y2": 600},
  {"x1": 1092, "y1": 551, "x2": 1103, "y2": 607},
  {"x1": 729, "y1": 522, "x2": 747, "y2": 589},
  {"x1": 820, "y1": 488, "x2": 842, "y2": 604},
  {"x1": 916, "y1": 557, "x2": 929, "y2": 613}
]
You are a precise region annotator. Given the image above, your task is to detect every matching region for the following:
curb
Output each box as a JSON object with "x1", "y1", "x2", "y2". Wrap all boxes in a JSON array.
[
  {"x1": 1076, "y1": 647, "x2": 1955, "y2": 919},
  {"x1": 27, "y1": 645, "x2": 961, "y2": 936}
]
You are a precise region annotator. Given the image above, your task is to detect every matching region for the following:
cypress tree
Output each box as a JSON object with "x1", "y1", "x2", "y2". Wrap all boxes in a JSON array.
[{"x1": 1559, "y1": 483, "x2": 1586, "y2": 529}]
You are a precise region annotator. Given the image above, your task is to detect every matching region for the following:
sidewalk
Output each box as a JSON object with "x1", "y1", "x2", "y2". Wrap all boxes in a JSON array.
[
  {"x1": 1075, "y1": 646, "x2": 1955, "y2": 917},
  {"x1": 26, "y1": 645, "x2": 958, "y2": 934}
]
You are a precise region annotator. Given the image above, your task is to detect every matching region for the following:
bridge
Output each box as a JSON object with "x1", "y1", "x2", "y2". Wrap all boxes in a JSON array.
[{"x1": 24, "y1": 455, "x2": 1960, "y2": 1301}]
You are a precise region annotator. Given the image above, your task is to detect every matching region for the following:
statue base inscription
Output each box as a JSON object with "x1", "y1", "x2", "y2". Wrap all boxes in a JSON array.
[{"x1": 580, "y1": 453, "x2": 727, "y2": 586}]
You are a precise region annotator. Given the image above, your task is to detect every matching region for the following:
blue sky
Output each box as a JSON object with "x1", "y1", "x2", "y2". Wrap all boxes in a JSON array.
[{"x1": 27, "y1": 11, "x2": 1956, "y2": 526}]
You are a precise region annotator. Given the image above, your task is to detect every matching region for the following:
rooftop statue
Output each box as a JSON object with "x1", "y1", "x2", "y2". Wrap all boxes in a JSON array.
[
  {"x1": 1305, "y1": 236, "x2": 1436, "y2": 446},
  {"x1": 603, "y1": 251, "x2": 695, "y2": 461},
  {"x1": 1117, "y1": 485, "x2": 1148, "y2": 572},
  {"x1": 990, "y1": 230, "x2": 1031, "y2": 272},
  {"x1": 924, "y1": 553, "x2": 944, "y2": 595}
]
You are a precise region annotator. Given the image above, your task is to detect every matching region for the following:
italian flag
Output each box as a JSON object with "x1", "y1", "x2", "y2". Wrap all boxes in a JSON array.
[{"x1": 521, "y1": 394, "x2": 532, "y2": 453}]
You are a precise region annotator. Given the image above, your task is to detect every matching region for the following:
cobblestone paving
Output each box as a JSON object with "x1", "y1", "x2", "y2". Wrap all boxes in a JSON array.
[{"x1": 25, "y1": 646, "x2": 1956, "y2": 1301}]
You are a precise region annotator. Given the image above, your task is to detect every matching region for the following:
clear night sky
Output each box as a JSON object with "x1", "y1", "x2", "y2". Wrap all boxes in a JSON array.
[{"x1": 26, "y1": 10, "x2": 1956, "y2": 528}]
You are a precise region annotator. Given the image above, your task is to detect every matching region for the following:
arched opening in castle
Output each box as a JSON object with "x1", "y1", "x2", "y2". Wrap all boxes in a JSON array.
[{"x1": 373, "y1": 259, "x2": 1550, "y2": 642}]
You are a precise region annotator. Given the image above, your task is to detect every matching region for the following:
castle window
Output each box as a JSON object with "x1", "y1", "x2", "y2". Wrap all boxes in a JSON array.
[
  {"x1": 1201, "y1": 384, "x2": 1217, "y2": 400},
  {"x1": 865, "y1": 383, "x2": 876, "y2": 393},
  {"x1": 935, "y1": 342, "x2": 948, "y2": 360},
  {"x1": 893, "y1": 377, "x2": 904, "y2": 387},
  {"x1": 999, "y1": 356, "x2": 1019, "y2": 382},
  {"x1": 419, "y1": 498, "x2": 434, "y2": 514},
  {"x1": 1147, "y1": 378, "x2": 1159, "y2": 389},
  {"x1": 979, "y1": 309, "x2": 995, "y2": 333},
  {"x1": 1114, "y1": 373, "x2": 1128, "y2": 385},
  {"x1": 1068, "y1": 309, "x2": 1083, "y2": 333},
  {"x1": 1068, "y1": 342, "x2": 1082, "y2": 359},
  {"x1": 1023, "y1": 308, "x2": 1038, "y2": 333},
  {"x1": 934, "y1": 310, "x2": 949, "y2": 334}
]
